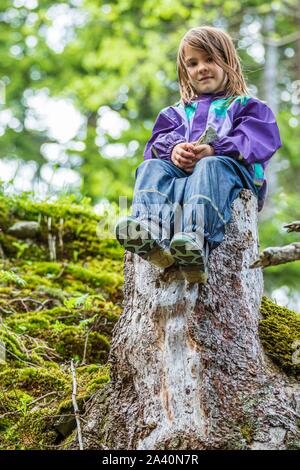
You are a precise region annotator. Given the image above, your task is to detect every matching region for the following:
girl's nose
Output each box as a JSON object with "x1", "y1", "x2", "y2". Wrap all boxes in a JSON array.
[{"x1": 197, "y1": 62, "x2": 209, "y2": 73}]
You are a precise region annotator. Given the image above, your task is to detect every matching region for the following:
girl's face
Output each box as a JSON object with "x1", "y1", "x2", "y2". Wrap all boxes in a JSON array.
[{"x1": 184, "y1": 44, "x2": 227, "y2": 95}]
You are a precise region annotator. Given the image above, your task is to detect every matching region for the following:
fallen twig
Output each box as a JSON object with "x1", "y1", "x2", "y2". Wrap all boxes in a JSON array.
[
  {"x1": 80, "y1": 330, "x2": 90, "y2": 366},
  {"x1": 53, "y1": 262, "x2": 68, "y2": 280},
  {"x1": 0, "y1": 342, "x2": 37, "y2": 367},
  {"x1": 8, "y1": 297, "x2": 54, "y2": 313},
  {"x1": 70, "y1": 359, "x2": 84, "y2": 450},
  {"x1": 27, "y1": 391, "x2": 58, "y2": 407},
  {"x1": 0, "y1": 391, "x2": 61, "y2": 418}
]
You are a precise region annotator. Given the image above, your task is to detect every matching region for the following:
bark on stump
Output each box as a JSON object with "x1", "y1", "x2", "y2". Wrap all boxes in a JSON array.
[{"x1": 81, "y1": 190, "x2": 300, "y2": 450}]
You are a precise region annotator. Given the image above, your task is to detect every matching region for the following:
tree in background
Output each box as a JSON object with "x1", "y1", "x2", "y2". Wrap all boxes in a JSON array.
[{"x1": 0, "y1": 0, "x2": 299, "y2": 307}]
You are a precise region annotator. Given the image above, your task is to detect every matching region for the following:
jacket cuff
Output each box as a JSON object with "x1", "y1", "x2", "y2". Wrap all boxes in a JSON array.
[
  {"x1": 152, "y1": 134, "x2": 186, "y2": 161},
  {"x1": 210, "y1": 138, "x2": 223, "y2": 155},
  {"x1": 212, "y1": 138, "x2": 244, "y2": 162},
  {"x1": 166, "y1": 136, "x2": 186, "y2": 160}
]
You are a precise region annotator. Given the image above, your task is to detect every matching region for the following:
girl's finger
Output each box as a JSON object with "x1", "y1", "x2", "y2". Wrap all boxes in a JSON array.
[
  {"x1": 182, "y1": 161, "x2": 196, "y2": 170},
  {"x1": 175, "y1": 159, "x2": 192, "y2": 171},
  {"x1": 192, "y1": 150, "x2": 205, "y2": 159},
  {"x1": 182, "y1": 142, "x2": 195, "y2": 150},
  {"x1": 178, "y1": 150, "x2": 195, "y2": 159},
  {"x1": 182, "y1": 158, "x2": 196, "y2": 165},
  {"x1": 176, "y1": 156, "x2": 193, "y2": 166},
  {"x1": 179, "y1": 145, "x2": 195, "y2": 156},
  {"x1": 193, "y1": 145, "x2": 206, "y2": 153},
  {"x1": 174, "y1": 157, "x2": 184, "y2": 168}
]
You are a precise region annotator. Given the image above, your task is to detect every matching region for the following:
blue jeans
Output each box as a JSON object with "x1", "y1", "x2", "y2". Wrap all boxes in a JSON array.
[{"x1": 131, "y1": 156, "x2": 259, "y2": 255}]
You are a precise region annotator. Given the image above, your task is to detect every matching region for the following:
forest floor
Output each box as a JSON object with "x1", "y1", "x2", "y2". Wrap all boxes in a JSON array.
[{"x1": 0, "y1": 193, "x2": 299, "y2": 449}]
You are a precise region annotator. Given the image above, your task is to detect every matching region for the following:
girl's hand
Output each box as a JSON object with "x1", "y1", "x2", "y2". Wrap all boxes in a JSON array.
[
  {"x1": 171, "y1": 142, "x2": 197, "y2": 172},
  {"x1": 183, "y1": 143, "x2": 215, "y2": 173},
  {"x1": 191, "y1": 143, "x2": 215, "y2": 160}
]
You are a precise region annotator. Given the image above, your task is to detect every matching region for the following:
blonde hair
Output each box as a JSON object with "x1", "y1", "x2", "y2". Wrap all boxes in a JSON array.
[{"x1": 177, "y1": 26, "x2": 250, "y2": 105}]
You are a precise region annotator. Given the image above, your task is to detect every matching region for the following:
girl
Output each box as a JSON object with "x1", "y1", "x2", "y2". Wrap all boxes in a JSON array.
[{"x1": 115, "y1": 26, "x2": 282, "y2": 283}]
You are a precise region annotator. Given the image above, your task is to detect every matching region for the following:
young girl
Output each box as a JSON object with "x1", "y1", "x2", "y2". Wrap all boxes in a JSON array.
[{"x1": 115, "y1": 26, "x2": 282, "y2": 283}]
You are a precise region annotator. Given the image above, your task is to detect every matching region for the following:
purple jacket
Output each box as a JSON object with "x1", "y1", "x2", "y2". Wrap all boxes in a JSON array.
[{"x1": 143, "y1": 91, "x2": 282, "y2": 211}]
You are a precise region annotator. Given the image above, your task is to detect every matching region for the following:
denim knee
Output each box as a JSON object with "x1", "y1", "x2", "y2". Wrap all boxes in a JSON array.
[
  {"x1": 135, "y1": 158, "x2": 171, "y2": 178},
  {"x1": 193, "y1": 156, "x2": 224, "y2": 171}
]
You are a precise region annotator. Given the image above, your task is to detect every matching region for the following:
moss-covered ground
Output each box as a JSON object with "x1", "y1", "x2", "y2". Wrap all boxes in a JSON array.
[
  {"x1": 0, "y1": 193, "x2": 123, "y2": 449},
  {"x1": 0, "y1": 192, "x2": 299, "y2": 449}
]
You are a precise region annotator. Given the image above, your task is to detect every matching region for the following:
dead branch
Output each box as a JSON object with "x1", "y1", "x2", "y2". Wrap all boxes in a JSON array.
[
  {"x1": 284, "y1": 221, "x2": 300, "y2": 233},
  {"x1": 250, "y1": 220, "x2": 300, "y2": 268},
  {"x1": 250, "y1": 242, "x2": 300, "y2": 268}
]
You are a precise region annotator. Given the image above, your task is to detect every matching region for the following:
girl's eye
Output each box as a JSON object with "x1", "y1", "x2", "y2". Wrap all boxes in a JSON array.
[{"x1": 188, "y1": 58, "x2": 213, "y2": 67}]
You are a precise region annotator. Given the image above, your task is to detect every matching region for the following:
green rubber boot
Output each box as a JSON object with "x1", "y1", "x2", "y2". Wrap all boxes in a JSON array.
[
  {"x1": 115, "y1": 216, "x2": 175, "y2": 269},
  {"x1": 170, "y1": 232, "x2": 207, "y2": 283}
]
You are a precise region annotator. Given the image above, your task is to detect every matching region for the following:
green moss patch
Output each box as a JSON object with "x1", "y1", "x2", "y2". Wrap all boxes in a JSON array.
[
  {"x1": 260, "y1": 296, "x2": 300, "y2": 375},
  {"x1": 0, "y1": 193, "x2": 122, "y2": 449}
]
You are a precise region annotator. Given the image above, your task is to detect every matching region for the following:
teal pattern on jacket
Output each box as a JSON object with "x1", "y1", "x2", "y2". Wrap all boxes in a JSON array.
[{"x1": 183, "y1": 96, "x2": 264, "y2": 188}]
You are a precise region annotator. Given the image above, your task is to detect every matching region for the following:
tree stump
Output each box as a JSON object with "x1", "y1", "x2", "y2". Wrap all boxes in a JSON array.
[{"x1": 80, "y1": 190, "x2": 300, "y2": 450}]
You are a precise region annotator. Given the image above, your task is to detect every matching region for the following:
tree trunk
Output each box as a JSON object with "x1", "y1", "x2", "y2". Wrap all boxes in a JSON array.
[{"x1": 79, "y1": 190, "x2": 300, "y2": 450}]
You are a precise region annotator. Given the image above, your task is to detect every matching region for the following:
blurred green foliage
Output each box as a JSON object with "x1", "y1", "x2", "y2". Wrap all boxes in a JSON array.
[{"x1": 0, "y1": 0, "x2": 299, "y2": 307}]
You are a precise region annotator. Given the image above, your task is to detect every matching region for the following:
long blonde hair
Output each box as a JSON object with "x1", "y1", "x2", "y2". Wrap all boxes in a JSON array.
[{"x1": 177, "y1": 26, "x2": 250, "y2": 105}]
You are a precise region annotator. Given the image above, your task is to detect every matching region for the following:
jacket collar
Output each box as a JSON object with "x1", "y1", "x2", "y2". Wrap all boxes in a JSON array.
[
  {"x1": 194, "y1": 90, "x2": 226, "y2": 100},
  {"x1": 179, "y1": 90, "x2": 227, "y2": 108}
]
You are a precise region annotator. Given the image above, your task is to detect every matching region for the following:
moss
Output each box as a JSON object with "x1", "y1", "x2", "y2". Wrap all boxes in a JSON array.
[
  {"x1": 240, "y1": 423, "x2": 255, "y2": 445},
  {"x1": 0, "y1": 327, "x2": 40, "y2": 365},
  {"x1": 3, "y1": 259, "x2": 124, "y2": 300},
  {"x1": 7, "y1": 312, "x2": 52, "y2": 333},
  {"x1": 0, "y1": 362, "x2": 110, "y2": 449},
  {"x1": 259, "y1": 296, "x2": 300, "y2": 375},
  {"x1": 0, "y1": 270, "x2": 26, "y2": 287},
  {"x1": 0, "y1": 366, "x2": 70, "y2": 396},
  {"x1": 0, "y1": 389, "x2": 34, "y2": 414},
  {"x1": 52, "y1": 327, "x2": 110, "y2": 363},
  {"x1": 0, "y1": 193, "x2": 120, "y2": 449},
  {"x1": 0, "y1": 417, "x2": 13, "y2": 434},
  {"x1": 1, "y1": 408, "x2": 58, "y2": 450},
  {"x1": 286, "y1": 439, "x2": 300, "y2": 450},
  {"x1": 0, "y1": 193, "x2": 123, "y2": 262},
  {"x1": 86, "y1": 371, "x2": 110, "y2": 393}
]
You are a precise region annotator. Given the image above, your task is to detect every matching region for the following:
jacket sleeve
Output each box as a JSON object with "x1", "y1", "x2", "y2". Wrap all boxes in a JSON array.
[
  {"x1": 143, "y1": 108, "x2": 186, "y2": 161},
  {"x1": 211, "y1": 98, "x2": 282, "y2": 165}
]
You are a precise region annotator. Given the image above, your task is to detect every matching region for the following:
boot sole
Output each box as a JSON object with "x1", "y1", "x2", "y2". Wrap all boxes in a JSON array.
[
  {"x1": 169, "y1": 237, "x2": 206, "y2": 270},
  {"x1": 170, "y1": 235, "x2": 207, "y2": 283},
  {"x1": 115, "y1": 217, "x2": 174, "y2": 268},
  {"x1": 180, "y1": 266, "x2": 208, "y2": 284}
]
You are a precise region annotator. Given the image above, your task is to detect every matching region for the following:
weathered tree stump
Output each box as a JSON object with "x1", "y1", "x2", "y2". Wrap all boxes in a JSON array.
[{"x1": 80, "y1": 190, "x2": 300, "y2": 450}]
